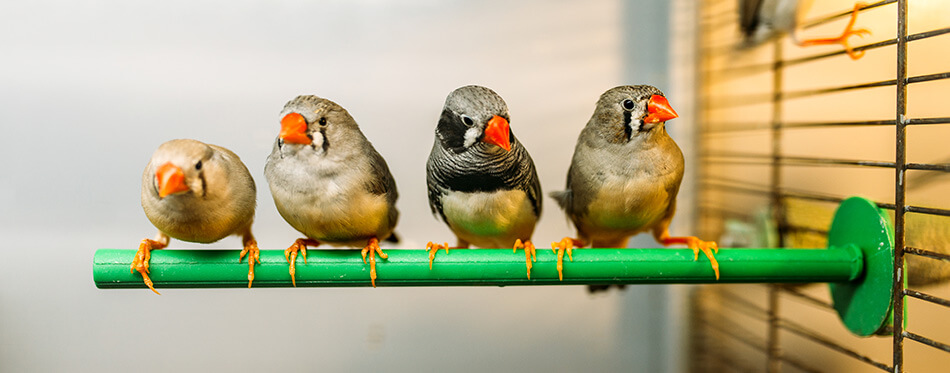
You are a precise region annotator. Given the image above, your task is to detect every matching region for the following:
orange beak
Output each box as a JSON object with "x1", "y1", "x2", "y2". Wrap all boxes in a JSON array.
[
  {"x1": 156, "y1": 162, "x2": 188, "y2": 198},
  {"x1": 279, "y1": 112, "x2": 312, "y2": 145},
  {"x1": 644, "y1": 95, "x2": 678, "y2": 124},
  {"x1": 482, "y1": 115, "x2": 511, "y2": 152}
]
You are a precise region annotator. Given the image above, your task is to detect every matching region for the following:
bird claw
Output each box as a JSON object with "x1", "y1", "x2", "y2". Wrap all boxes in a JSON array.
[
  {"x1": 239, "y1": 239, "x2": 260, "y2": 288},
  {"x1": 425, "y1": 242, "x2": 449, "y2": 270},
  {"x1": 130, "y1": 238, "x2": 166, "y2": 295},
  {"x1": 513, "y1": 239, "x2": 537, "y2": 279},
  {"x1": 284, "y1": 238, "x2": 317, "y2": 287},
  {"x1": 839, "y1": 27, "x2": 870, "y2": 60},
  {"x1": 690, "y1": 239, "x2": 720, "y2": 280},
  {"x1": 550, "y1": 237, "x2": 580, "y2": 281},
  {"x1": 663, "y1": 235, "x2": 720, "y2": 280},
  {"x1": 361, "y1": 238, "x2": 386, "y2": 287},
  {"x1": 798, "y1": 2, "x2": 871, "y2": 60},
  {"x1": 658, "y1": 232, "x2": 720, "y2": 280}
]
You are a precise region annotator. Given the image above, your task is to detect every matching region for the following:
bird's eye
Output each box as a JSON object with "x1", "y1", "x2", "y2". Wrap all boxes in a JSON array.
[
  {"x1": 622, "y1": 99, "x2": 635, "y2": 111},
  {"x1": 195, "y1": 161, "x2": 202, "y2": 170},
  {"x1": 319, "y1": 117, "x2": 327, "y2": 126},
  {"x1": 461, "y1": 115, "x2": 475, "y2": 127}
]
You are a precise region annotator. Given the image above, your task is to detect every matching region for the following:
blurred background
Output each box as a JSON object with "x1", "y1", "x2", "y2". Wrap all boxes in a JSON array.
[
  {"x1": 0, "y1": 0, "x2": 690, "y2": 372},
  {"x1": 0, "y1": 0, "x2": 947, "y2": 372},
  {"x1": 695, "y1": 0, "x2": 950, "y2": 372}
]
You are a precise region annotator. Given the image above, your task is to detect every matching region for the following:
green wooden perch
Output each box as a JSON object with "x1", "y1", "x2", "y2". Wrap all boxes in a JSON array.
[{"x1": 93, "y1": 197, "x2": 897, "y2": 337}]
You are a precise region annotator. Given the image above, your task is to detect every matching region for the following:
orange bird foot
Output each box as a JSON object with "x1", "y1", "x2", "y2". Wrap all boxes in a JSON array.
[
  {"x1": 361, "y1": 238, "x2": 387, "y2": 288},
  {"x1": 285, "y1": 238, "x2": 319, "y2": 287},
  {"x1": 660, "y1": 234, "x2": 720, "y2": 280},
  {"x1": 798, "y1": 2, "x2": 870, "y2": 60},
  {"x1": 550, "y1": 237, "x2": 582, "y2": 281},
  {"x1": 425, "y1": 241, "x2": 450, "y2": 270},
  {"x1": 238, "y1": 239, "x2": 261, "y2": 288},
  {"x1": 130, "y1": 238, "x2": 167, "y2": 295},
  {"x1": 513, "y1": 239, "x2": 537, "y2": 279}
]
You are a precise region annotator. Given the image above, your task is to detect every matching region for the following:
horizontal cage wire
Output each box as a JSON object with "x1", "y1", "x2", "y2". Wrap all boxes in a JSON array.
[
  {"x1": 701, "y1": 116, "x2": 950, "y2": 134},
  {"x1": 706, "y1": 71, "x2": 950, "y2": 108},
  {"x1": 695, "y1": 0, "x2": 950, "y2": 372}
]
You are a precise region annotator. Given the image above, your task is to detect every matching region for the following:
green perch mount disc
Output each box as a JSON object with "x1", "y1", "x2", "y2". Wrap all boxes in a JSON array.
[{"x1": 828, "y1": 196, "x2": 897, "y2": 337}]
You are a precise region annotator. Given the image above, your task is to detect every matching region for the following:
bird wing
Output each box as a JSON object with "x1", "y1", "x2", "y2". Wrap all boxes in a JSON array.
[
  {"x1": 426, "y1": 144, "x2": 449, "y2": 221},
  {"x1": 364, "y1": 146, "x2": 398, "y2": 204},
  {"x1": 520, "y1": 146, "x2": 543, "y2": 217}
]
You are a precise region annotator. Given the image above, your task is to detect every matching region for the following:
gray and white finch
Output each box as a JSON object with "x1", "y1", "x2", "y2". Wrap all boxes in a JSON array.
[
  {"x1": 136, "y1": 139, "x2": 259, "y2": 294},
  {"x1": 550, "y1": 85, "x2": 719, "y2": 284},
  {"x1": 264, "y1": 95, "x2": 398, "y2": 287},
  {"x1": 426, "y1": 85, "x2": 542, "y2": 278},
  {"x1": 738, "y1": 0, "x2": 869, "y2": 60}
]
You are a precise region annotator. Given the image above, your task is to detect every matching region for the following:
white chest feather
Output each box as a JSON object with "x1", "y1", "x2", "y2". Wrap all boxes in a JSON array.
[
  {"x1": 586, "y1": 173, "x2": 671, "y2": 231},
  {"x1": 268, "y1": 155, "x2": 393, "y2": 244},
  {"x1": 441, "y1": 189, "x2": 537, "y2": 248},
  {"x1": 276, "y1": 188, "x2": 392, "y2": 244}
]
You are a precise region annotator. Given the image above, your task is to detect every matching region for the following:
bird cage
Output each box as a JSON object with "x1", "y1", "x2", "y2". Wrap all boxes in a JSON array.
[{"x1": 693, "y1": 0, "x2": 950, "y2": 372}]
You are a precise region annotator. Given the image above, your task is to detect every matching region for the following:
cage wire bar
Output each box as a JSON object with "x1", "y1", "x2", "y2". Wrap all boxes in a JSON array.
[
  {"x1": 893, "y1": 1, "x2": 908, "y2": 370},
  {"x1": 723, "y1": 288, "x2": 891, "y2": 372},
  {"x1": 697, "y1": 0, "x2": 950, "y2": 372},
  {"x1": 767, "y1": 33, "x2": 786, "y2": 373}
]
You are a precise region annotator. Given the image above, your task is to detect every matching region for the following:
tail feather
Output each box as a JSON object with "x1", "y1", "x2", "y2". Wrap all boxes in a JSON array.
[
  {"x1": 384, "y1": 232, "x2": 400, "y2": 244},
  {"x1": 549, "y1": 189, "x2": 571, "y2": 211},
  {"x1": 588, "y1": 284, "x2": 627, "y2": 294}
]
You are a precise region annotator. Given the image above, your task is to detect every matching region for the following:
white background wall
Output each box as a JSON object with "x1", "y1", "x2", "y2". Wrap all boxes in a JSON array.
[{"x1": 0, "y1": 1, "x2": 693, "y2": 371}]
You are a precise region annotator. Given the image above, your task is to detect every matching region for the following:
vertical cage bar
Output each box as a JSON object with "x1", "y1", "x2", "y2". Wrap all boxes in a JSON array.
[
  {"x1": 767, "y1": 286, "x2": 782, "y2": 372},
  {"x1": 698, "y1": 1, "x2": 715, "y2": 242},
  {"x1": 892, "y1": 0, "x2": 908, "y2": 372},
  {"x1": 770, "y1": 36, "x2": 787, "y2": 250},
  {"x1": 767, "y1": 38, "x2": 785, "y2": 373}
]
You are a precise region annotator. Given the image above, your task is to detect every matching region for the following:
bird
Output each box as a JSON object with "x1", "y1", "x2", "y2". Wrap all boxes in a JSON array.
[
  {"x1": 425, "y1": 85, "x2": 542, "y2": 279},
  {"x1": 264, "y1": 95, "x2": 399, "y2": 288},
  {"x1": 135, "y1": 139, "x2": 258, "y2": 294},
  {"x1": 550, "y1": 85, "x2": 719, "y2": 289},
  {"x1": 738, "y1": 0, "x2": 870, "y2": 60}
]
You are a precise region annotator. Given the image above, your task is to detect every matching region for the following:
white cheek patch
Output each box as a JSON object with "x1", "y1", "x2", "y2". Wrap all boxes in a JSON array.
[
  {"x1": 311, "y1": 131, "x2": 326, "y2": 154},
  {"x1": 463, "y1": 127, "x2": 481, "y2": 148}
]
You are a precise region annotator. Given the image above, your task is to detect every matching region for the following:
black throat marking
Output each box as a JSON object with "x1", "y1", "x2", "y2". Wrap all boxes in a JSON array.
[
  {"x1": 623, "y1": 110, "x2": 633, "y2": 140},
  {"x1": 198, "y1": 172, "x2": 207, "y2": 198},
  {"x1": 319, "y1": 128, "x2": 329, "y2": 153}
]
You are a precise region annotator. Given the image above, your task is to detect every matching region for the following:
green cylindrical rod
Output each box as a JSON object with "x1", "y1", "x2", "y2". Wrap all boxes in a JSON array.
[{"x1": 93, "y1": 246, "x2": 862, "y2": 289}]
